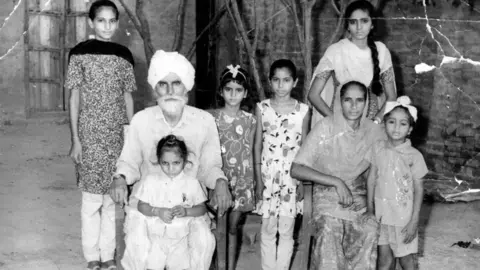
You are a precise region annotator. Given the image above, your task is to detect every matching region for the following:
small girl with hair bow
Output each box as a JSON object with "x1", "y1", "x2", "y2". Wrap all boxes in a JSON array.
[
  {"x1": 209, "y1": 64, "x2": 258, "y2": 270},
  {"x1": 363, "y1": 96, "x2": 429, "y2": 270}
]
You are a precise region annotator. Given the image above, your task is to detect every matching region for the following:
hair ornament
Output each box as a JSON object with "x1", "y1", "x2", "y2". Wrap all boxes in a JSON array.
[
  {"x1": 384, "y1": 96, "x2": 418, "y2": 122},
  {"x1": 227, "y1": 64, "x2": 241, "y2": 78}
]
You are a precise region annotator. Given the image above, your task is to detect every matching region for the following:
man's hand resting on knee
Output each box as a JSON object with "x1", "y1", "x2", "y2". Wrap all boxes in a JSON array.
[{"x1": 109, "y1": 174, "x2": 128, "y2": 207}]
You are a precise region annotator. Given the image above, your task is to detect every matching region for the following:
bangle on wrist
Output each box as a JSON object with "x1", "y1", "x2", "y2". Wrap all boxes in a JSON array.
[{"x1": 151, "y1": 207, "x2": 156, "y2": 216}]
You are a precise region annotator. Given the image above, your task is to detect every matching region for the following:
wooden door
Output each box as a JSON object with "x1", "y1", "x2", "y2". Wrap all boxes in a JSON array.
[{"x1": 25, "y1": 0, "x2": 88, "y2": 117}]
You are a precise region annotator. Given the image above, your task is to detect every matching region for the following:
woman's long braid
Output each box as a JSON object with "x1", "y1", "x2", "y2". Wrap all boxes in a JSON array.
[{"x1": 367, "y1": 35, "x2": 382, "y2": 96}]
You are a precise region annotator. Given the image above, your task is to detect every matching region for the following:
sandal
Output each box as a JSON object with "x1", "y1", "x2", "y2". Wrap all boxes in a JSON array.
[
  {"x1": 101, "y1": 260, "x2": 117, "y2": 270},
  {"x1": 86, "y1": 261, "x2": 101, "y2": 270}
]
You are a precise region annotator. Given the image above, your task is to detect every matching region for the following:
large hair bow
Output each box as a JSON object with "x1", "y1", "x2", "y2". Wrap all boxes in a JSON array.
[
  {"x1": 227, "y1": 64, "x2": 241, "y2": 78},
  {"x1": 384, "y1": 96, "x2": 418, "y2": 122}
]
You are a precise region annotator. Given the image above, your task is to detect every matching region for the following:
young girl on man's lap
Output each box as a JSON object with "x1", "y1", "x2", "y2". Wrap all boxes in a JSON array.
[{"x1": 136, "y1": 135, "x2": 207, "y2": 270}]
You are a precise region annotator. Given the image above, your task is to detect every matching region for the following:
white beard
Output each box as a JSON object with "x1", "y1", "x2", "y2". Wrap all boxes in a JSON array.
[{"x1": 158, "y1": 96, "x2": 187, "y2": 116}]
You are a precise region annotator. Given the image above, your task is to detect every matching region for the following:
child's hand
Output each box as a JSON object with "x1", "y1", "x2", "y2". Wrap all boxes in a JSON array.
[
  {"x1": 172, "y1": 205, "x2": 187, "y2": 218},
  {"x1": 158, "y1": 208, "x2": 173, "y2": 223},
  {"x1": 296, "y1": 182, "x2": 304, "y2": 201},
  {"x1": 402, "y1": 219, "x2": 418, "y2": 244}
]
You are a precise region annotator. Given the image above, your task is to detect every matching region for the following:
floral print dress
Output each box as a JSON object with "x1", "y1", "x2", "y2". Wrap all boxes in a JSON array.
[
  {"x1": 211, "y1": 109, "x2": 257, "y2": 212},
  {"x1": 257, "y1": 99, "x2": 309, "y2": 218},
  {"x1": 65, "y1": 39, "x2": 136, "y2": 194}
]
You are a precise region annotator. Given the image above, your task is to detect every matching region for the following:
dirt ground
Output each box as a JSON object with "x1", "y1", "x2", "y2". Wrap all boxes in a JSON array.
[{"x1": 0, "y1": 121, "x2": 479, "y2": 270}]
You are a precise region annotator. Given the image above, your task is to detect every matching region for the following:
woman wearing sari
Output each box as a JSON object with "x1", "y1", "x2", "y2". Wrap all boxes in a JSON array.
[
  {"x1": 291, "y1": 81, "x2": 385, "y2": 269},
  {"x1": 308, "y1": 0, "x2": 396, "y2": 126}
]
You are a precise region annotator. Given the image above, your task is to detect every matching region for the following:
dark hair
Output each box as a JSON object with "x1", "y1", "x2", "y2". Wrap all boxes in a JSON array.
[
  {"x1": 269, "y1": 59, "x2": 298, "y2": 81},
  {"x1": 216, "y1": 65, "x2": 256, "y2": 112},
  {"x1": 156, "y1": 135, "x2": 188, "y2": 164},
  {"x1": 89, "y1": 0, "x2": 119, "y2": 20},
  {"x1": 340, "y1": 81, "x2": 368, "y2": 99},
  {"x1": 345, "y1": 0, "x2": 382, "y2": 96},
  {"x1": 383, "y1": 106, "x2": 415, "y2": 127}
]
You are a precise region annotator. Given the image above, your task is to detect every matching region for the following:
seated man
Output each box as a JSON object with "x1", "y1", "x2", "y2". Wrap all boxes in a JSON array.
[{"x1": 109, "y1": 50, "x2": 232, "y2": 270}]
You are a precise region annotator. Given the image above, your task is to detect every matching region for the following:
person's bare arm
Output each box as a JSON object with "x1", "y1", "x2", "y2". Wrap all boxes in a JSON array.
[
  {"x1": 254, "y1": 105, "x2": 264, "y2": 200},
  {"x1": 290, "y1": 162, "x2": 352, "y2": 207},
  {"x1": 374, "y1": 67, "x2": 397, "y2": 121},
  {"x1": 301, "y1": 108, "x2": 311, "y2": 141},
  {"x1": 366, "y1": 165, "x2": 377, "y2": 214},
  {"x1": 308, "y1": 71, "x2": 334, "y2": 117},
  {"x1": 124, "y1": 91, "x2": 134, "y2": 122},
  {"x1": 69, "y1": 88, "x2": 82, "y2": 164},
  {"x1": 172, "y1": 203, "x2": 207, "y2": 218},
  {"x1": 403, "y1": 178, "x2": 424, "y2": 243}
]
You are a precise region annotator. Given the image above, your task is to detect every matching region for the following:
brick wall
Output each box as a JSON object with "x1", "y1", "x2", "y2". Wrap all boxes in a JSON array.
[{"x1": 218, "y1": 0, "x2": 479, "y2": 184}]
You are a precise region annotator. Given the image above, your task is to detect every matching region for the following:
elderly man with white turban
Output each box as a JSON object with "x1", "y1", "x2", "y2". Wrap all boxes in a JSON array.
[{"x1": 109, "y1": 50, "x2": 232, "y2": 269}]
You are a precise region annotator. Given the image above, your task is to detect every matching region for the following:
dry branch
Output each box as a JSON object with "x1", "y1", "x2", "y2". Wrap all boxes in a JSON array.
[
  {"x1": 136, "y1": 0, "x2": 155, "y2": 64},
  {"x1": 282, "y1": 0, "x2": 315, "y2": 102},
  {"x1": 227, "y1": 0, "x2": 266, "y2": 100},
  {"x1": 186, "y1": 4, "x2": 227, "y2": 60},
  {"x1": 171, "y1": 0, "x2": 187, "y2": 51},
  {"x1": 117, "y1": 0, "x2": 155, "y2": 64},
  {"x1": 327, "y1": 0, "x2": 348, "y2": 47}
]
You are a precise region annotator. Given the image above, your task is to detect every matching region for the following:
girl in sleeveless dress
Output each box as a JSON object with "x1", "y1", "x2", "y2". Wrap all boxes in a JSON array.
[{"x1": 254, "y1": 59, "x2": 310, "y2": 270}]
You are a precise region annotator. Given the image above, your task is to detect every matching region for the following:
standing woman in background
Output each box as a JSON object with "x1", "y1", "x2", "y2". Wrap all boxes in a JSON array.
[
  {"x1": 65, "y1": 1, "x2": 136, "y2": 269},
  {"x1": 308, "y1": 0, "x2": 397, "y2": 126}
]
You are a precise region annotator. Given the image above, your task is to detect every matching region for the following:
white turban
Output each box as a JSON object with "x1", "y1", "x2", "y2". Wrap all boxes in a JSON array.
[
  {"x1": 384, "y1": 96, "x2": 418, "y2": 122},
  {"x1": 147, "y1": 50, "x2": 195, "y2": 91}
]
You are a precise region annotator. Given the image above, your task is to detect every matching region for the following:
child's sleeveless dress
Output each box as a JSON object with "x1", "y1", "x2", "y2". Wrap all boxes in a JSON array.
[{"x1": 257, "y1": 99, "x2": 309, "y2": 218}]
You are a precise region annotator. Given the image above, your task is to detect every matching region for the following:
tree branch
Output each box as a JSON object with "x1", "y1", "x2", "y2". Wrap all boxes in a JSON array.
[
  {"x1": 282, "y1": 0, "x2": 306, "y2": 62},
  {"x1": 228, "y1": 0, "x2": 265, "y2": 100},
  {"x1": 136, "y1": 0, "x2": 155, "y2": 65},
  {"x1": 327, "y1": 0, "x2": 348, "y2": 47},
  {"x1": 186, "y1": 4, "x2": 227, "y2": 60},
  {"x1": 252, "y1": 0, "x2": 260, "y2": 51},
  {"x1": 117, "y1": 0, "x2": 155, "y2": 63},
  {"x1": 171, "y1": 0, "x2": 187, "y2": 51},
  {"x1": 331, "y1": 0, "x2": 341, "y2": 15}
]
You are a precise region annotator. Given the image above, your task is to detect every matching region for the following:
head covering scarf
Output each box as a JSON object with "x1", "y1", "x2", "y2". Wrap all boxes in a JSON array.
[
  {"x1": 147, "y1": 50, "x2": 195, "y2": 91},
  {"x1": 384, "y1": 96, "x2": 418, "y2": 122}
]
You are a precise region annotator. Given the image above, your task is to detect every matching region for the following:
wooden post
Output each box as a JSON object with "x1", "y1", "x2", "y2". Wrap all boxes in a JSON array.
[
  {"x1": 294, "y1": 181, "x2": 313, "y2": 269},
  {"x1": 215, "y1": 213, "x2": 228, "y2": 270},
  {"x1": 24, "y1": 0, "x2": 31, "y2": 117},
  {"x1": 115, "y1": 204, "x2": 125, "y2": 270},
  {"x1": 195, "y1": 0, "x2": 216, "y2": 109}
]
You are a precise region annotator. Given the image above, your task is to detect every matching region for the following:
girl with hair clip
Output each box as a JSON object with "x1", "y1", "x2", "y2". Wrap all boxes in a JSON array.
[
  {"x1": 363, "y1": 96, "x2": 428, "y2": 270},
  {"x1": 308, "y1": 0, "x2": 397, "y2": 126},
  {"x1": 65, "y1": 0, "x2": 136, "y2": 269},
  {"x1": 209, "y1": 65, "x2": 257, "y2": 270}
]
